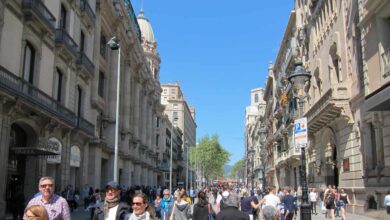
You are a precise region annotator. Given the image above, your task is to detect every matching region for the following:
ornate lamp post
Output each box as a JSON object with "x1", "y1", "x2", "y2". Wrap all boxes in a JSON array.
[{"x1": 288, "y1": 60, "x2": 312, "y2": 220}]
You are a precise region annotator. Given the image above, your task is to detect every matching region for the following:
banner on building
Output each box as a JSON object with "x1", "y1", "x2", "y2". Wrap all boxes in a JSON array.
[
  {"x1": 47, "y1": 137, "x2": 62, "y2": 164},
  {"x1": 70, "y1": 145, "x2": 81, "y2": 167},
  {"x1": 294, "y1": 117, "x2": 308, "y2": 150}
]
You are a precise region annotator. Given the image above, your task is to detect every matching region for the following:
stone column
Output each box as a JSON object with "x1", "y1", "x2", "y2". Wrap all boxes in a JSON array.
[
  {"x1": 0, "y1": 111, "x2": 11, "y2": 219},
  {"x1": 141, "y1": 167, "x2": 147, "y2": 185},
  {"x1": 133, "y1": 82, "x2": 141, "y2": 141},
  {"x1": 88, "y1": 145, "x2": 102, "y2": 189},
  {"x1": 61, "y1": 132, "x2": 72, "y2": 191},
  {"x1": 122, "y1": 61, "x2": 132, "y2": 154},
  {"x1": 81, "y1": 143, "x2": 89, "y2": 188},
  {"x1": 122, "y1": 160, "x2": 133, "y2": 187},
  {"x1": 134, "y1": 164, "x2": 141, "y2": 186}
]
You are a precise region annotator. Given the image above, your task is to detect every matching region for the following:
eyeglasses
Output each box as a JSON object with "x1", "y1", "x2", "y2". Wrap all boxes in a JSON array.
[
  {"x1": 106, "y1": 188, "x2": 119, "y2": 192},
  {"x1": 132, "y1": 202, "x2": 145, "y2": 206},
  {"x1": 40, "y1": 184, "x2": 54, "y2": 188}
]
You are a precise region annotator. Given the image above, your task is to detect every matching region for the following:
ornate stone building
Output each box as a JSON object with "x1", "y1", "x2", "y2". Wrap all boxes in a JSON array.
[
  {"x1": 0, "y1": 0, "x2": 168, "y2": 217},
  {"x1": 258, "y1": 0, "x2": 389, "y2": 217},
  {"x1": 161, "y1": 82, "x2": 197, "y2": 187},
  {"x1": 245, "y1": 88, "x2": 266, "y2": 188}
]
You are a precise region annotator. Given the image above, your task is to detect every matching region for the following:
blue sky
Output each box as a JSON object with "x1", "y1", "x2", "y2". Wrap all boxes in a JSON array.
[{"x1": 131, "y1": 1, "x2": 294, "y2": 165}]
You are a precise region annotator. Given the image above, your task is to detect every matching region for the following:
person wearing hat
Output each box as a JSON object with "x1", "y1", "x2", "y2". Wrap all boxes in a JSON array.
[
  {"x1": 216, "y1": 192, "x2": 249, "y2": 220},
  {"x1": 160, "y1": 189, "x2": 173, "y2": 220},
  {"x1": 93, "y1": 181, "x2": 130, "y2": 220}
]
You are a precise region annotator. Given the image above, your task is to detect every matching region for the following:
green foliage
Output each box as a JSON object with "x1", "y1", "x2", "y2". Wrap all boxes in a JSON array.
[
  {"x1": 229, "y1": 158, "x2": 245, "y2": 179},
  {"x1": 189, "y1": 134, "x2": 230, "y2": 180}
]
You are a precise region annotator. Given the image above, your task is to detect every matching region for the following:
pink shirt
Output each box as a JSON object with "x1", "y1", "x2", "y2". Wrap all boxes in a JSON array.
[{"x1": 25, "y1": 194, "x2": 71, "y2": 220}]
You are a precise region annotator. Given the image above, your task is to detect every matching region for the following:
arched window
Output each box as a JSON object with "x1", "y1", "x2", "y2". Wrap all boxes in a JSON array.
[{"x1": 23, "y1": 42, "x2": 36, "y2": 84}]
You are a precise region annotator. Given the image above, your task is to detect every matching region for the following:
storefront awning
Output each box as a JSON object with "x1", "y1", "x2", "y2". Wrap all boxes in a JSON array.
[
  {"x1": 364, "y1": 83, "x2": 390, "y2": 111},
  {"x1": 11, "y1": 147, "x2": 59, "y2": 155}
]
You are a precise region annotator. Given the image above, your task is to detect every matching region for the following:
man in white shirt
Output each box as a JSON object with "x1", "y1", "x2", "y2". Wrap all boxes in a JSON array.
[
  {"x1": 216, "y1": 182, "x2": 231, "y2": 212},
  {"x1": 260, "y1": 186, "x2": 280, "y2": 220},
  {"x1": 309, "y1": 188, "x2": 318, "y2": 215}
]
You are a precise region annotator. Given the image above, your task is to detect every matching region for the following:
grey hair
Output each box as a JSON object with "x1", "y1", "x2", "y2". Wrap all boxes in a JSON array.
[{"x1": 39, "y1": 176, "x2": 55, "y2": 185}]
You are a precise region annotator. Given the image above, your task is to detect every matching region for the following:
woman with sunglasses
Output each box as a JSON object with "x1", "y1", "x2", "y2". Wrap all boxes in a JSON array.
[
  {"x1": 125, "y1": 193, "x2": 154, "y2": 220},
  {"x1": 24, "y1": 205, "x2": 49, "y2": 220}
]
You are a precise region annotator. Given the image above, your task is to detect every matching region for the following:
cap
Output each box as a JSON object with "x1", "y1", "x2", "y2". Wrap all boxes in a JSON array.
[
  {"x1": 223, "y1": 192, "x2": 239, "y2": 208},
  {"x1": 105, "y1": 181, "x2": 120, "y2": 190},
  {"x1": 163, "y1": 189, "x2": 170, "y2": 195}
]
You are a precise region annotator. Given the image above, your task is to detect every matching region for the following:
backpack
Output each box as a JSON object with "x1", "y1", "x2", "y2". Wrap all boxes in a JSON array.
[{"x1": 327, "y1": 196, "x2": 334, "y2": 207}]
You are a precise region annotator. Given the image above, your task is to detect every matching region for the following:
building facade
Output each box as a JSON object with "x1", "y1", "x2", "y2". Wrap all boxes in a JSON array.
[
  {"x1": 245, "y1": 88, "x2": 266, "y2": 189},
  {"x1": 161, "y1": 82, "x2": 197, "y2": 188},
  {"x1": 255, "y1": 0, "x2": 390, "y2": 217},
  {"x1": 0, "y1": 0, "x2": 168, "y2": 217}
]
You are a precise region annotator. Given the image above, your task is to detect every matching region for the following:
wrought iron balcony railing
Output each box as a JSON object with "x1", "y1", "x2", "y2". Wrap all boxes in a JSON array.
[
  {"x1": 22, "y1": 0, "x2": 56, "y2": 32},
  {"x1": 55, "y1": 29, "x2": 78, "y2": 57},
  {"x1": 80, "y1": 0, "x2": 96, "y2": 25},
  {"x1": 0, "y1": 65, "x2": 94, "y2": 136},
  {"x1": 77, "y1": 51, "x2": 95, "y2": 77}
]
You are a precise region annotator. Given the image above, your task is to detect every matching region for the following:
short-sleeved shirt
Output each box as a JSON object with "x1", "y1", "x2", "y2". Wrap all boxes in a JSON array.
[
  {"x1": 241, "y1": 196, "x2": 258, "y2": 214},
  {"x1": 282, "y1": 195, "x2": 296, "y2": 213},
  {"x1": 25, "y1": 194, "x2": 71, "y2": 220}
]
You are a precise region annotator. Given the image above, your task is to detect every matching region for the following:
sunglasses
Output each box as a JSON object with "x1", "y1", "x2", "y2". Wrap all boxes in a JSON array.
[
  {"x1": 132, "y1": 202, "x2": 145, "y2": 206},
  {"x1": 40, "y1": 184, "x2": 54, "y2": 188},
  {"x1": 106, "y1": 188, "x2": 119, "y2": 192}
]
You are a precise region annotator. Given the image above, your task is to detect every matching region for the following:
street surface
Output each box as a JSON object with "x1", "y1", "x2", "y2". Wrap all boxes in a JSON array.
[{"x1": 69, "y1": 209, "x2": 381, "y2": 220}]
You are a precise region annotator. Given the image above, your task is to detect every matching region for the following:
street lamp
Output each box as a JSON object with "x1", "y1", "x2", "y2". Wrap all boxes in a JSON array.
[
  {"x1": 288, "y1": 60, "x2": 312, "y2": 220},
  {"x1": 185, "y1": 141, "x2": 189, "y2": 193},
  {"x1": 107, "y1": 36, "x2": 120, "y2": 182},
  {"x1": 169, "y1": 112, "x2": 178, "y2": 195}
]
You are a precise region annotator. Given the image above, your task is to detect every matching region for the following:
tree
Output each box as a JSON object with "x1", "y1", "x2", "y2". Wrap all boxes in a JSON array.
[
  {"x1": 189, "y1": 134, "x2": 230, "y2": 184},
  {"x1": 229, "y1": 158, "x2": 245, "y2": 180}
]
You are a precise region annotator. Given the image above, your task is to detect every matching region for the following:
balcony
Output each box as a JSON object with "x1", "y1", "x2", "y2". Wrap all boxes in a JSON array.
[
  {"x1": 22, "y1": 0, "x2": 56, "y2": 33},
  {"x1": 305, "y1": 85, "x2": 350, "y2": 134},
  {"x1": 55, "y1": 29, "x2": 78, "y2": 59},
  {"x1": 381, "y1": 47, "x2": 390, "y2": 79},
  {"x1": 275, "y1": 147, "x2": 301, "y2": 167},
  {"x1": 0, "y1": 65, "x2": 94, "y2": 136},
  {"x1": 76, "y1": 51, "x2": 95, "y2": 78},
  {"x1": 80, "y1": 0, "x2": 96, "y2": 27}
]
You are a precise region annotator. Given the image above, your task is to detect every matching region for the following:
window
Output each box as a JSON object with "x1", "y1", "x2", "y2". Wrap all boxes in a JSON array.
[
  {"x1": 23, "y1": 42, "x2": 36, "y2": 84},
  {"x1": 156, "y1": 134, "x2": 159, "y2": 146},
  {"x1": 100, "y1": 33, "x2": 106, "y2": 58},
  {"x1": 173, "y1": 104, "x2": 178, "y2": 109},
  {"x1": 98, "y1": 71, "x2": 105, "y2": 98},
  {"x1": 60, "y1": 4, "x2": 67, "y2": 30},
  {"x1": 156, "y1": 117, "x2": 160, "y2": 128},
  {"x1": 171, "y1": 89, "x2": 176, "y2": 94},
  {"x1": 76, "y1": 86, "x2": 83, "y2": 117},
  {"x1": 55, "y1": 68, "x2": 64, "y2": 103},
  {"x1": 254, "y1": 94, "x2": 259, "y2": 103},
  {"x1": 173, "y1": 112, "x2": 178, "y2": 121},
  {"x1": 80, "y1": 31, "x2": 85, "y2": 53}
]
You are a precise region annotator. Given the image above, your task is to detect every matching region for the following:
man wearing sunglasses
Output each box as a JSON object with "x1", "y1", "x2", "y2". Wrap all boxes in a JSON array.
[
  {"x1": 24, "y1": 176, "x2": 71, "y2": 220},
  {"x1": 93, "y1": 181, "x2": 130, "y2": 220}
]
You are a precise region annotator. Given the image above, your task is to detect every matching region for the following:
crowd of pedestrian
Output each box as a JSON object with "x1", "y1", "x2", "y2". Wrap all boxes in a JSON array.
[{"x1": 11, "y1": 176, "x2": 390, "y2": 220}]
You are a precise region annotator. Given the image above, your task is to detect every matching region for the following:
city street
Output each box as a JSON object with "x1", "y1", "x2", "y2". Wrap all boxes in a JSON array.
[{"x1": 67, "y1": 209, "x2": 381, "y2": 220}]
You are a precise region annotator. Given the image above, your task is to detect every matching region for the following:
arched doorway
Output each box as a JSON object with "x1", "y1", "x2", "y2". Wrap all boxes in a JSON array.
[
  {"x1": 6, "y1": 124, "x2": 30, "y2": 213},
  {"x1": 322, "y1": 128, "x2": 339, "y2": 187}
]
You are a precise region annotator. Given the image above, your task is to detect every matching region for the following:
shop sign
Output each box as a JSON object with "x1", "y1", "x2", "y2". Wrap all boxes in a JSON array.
[
  {"x1": 159, "y1": 162, "x2": 170, "y2": 171},
  {"x1": 70, "y1": 145, "x2": 81, "y2": 167},
  {"x1": 47, "y1": 137, "x2": 62, "y2": 164}
]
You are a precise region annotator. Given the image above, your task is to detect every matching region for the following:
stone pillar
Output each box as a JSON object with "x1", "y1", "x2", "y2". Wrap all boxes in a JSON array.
[
  {"x1": 88, "y1": 145, "x2": 102, "y2": 189},
  {"x1": 141, "y1": 92, "x2": 147, "y2": 145},
  {"x1": 60, "y1": 132, "x2": 72, "y2": 190},
  {"x1": 133, "y1": 83, "x2": 141, "y2": 140},
  {"x1": 141, "y1": 167, "x2": 148, "y2": 185},
  {"x1": 122, "y1": 160, "x2": 134, "y2": 187},
  {"x1": 81, "y1": 143, "x2": 89, "y2": 188},
  {"x1": 122, "y1": 62, "x2": 132, "y2": 154},
  {"x1": 0, "y1": 112, "x2": 11, "y2": 219},
  {"x1": 134, "y1": 164, "x2": 141, "y2": 186}
]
